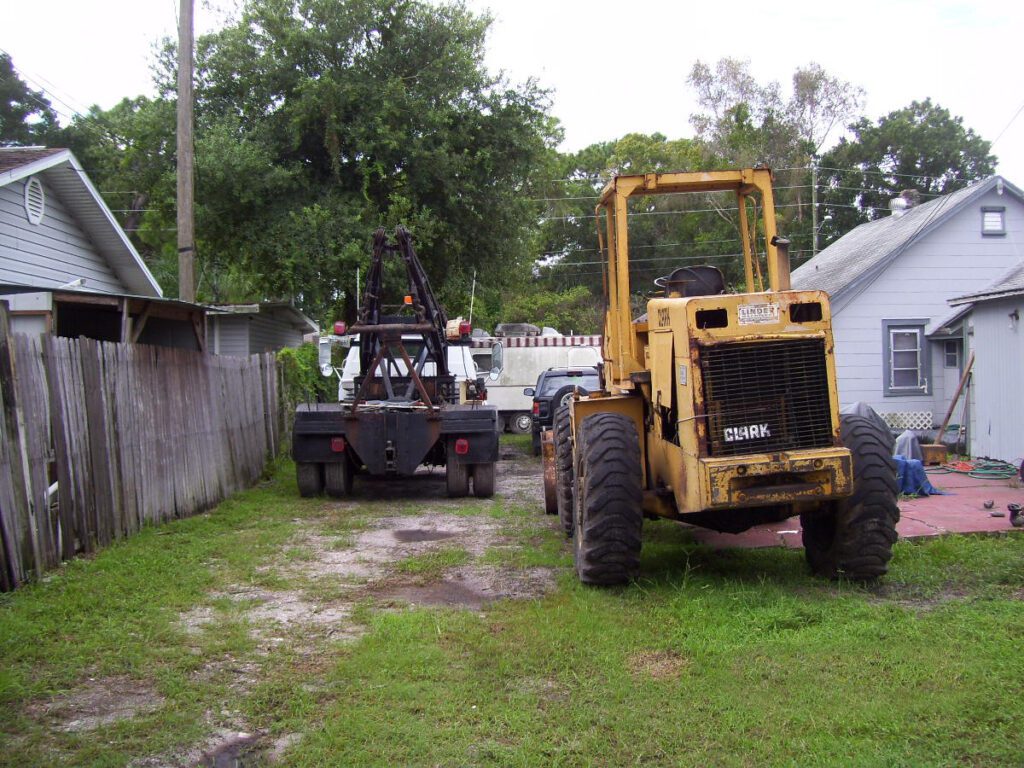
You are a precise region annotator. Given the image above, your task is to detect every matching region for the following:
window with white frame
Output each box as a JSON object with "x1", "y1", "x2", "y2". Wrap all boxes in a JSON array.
[
  {"x1": 882, "y1": 319, "x2": 930, "y2": 396},
  {"x1": 981, "y1": 206, "x2": 1005, "y2": 236}
]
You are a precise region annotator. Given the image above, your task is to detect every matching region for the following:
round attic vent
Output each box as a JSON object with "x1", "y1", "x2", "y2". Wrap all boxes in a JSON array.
[{"x1": 24, "y1": 176, "x2": 45, "y2": 225}]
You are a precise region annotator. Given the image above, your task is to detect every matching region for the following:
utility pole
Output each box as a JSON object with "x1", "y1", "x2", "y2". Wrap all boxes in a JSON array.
[
  {"x1": 811, "y1": 162, "x2": 819, "y2": 256},
  {"x1": 176, "y1": 0, "x2": 196, "y2": 302}
]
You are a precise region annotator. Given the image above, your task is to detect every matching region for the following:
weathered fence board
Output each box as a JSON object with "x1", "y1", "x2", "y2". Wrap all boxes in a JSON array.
[{"x1": 0, "y1": 316, "x2": 280, "y2": 590}]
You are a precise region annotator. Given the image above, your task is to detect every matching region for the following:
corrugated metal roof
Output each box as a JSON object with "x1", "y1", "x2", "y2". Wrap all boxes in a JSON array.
[
  {"x1": 0, "y1": 148, "x2": 162, "y2": 298},
  {"x1": 791, "y1": 176, "x2": 1023, "y2": 302},
  {"x1": 209, "y1": 302, "x2": 319, "y2": 333},
  {"x1": 949, "y1": 260, "x2": 1024, "y2": 305}
]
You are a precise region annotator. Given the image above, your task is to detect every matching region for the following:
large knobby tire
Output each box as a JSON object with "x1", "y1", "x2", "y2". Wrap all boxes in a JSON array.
[
  {"x1": 573, "y1": 412, "x2": 643, "y2": 586},
  {"x1": 472, "y1": 463, "x2": 496, "y2": 498},
  {"x1": 553, "y1": 403, "x2": 575, "y2": 536},
  {"x1": 324, "y1": 458, "x2": 353, "y2": 498},
  {"x1": 509, "y1": 413, "x2": 532, "y2": 434},
  {"x1": 447, "y1": 459, "x2": 470, "y2": 497},
  {"x1": 296, "y1": 462, "x2": 324, "y2": 498},
  {"x1": 801, "y1": 413, "x2": 900, "y2": 580}
]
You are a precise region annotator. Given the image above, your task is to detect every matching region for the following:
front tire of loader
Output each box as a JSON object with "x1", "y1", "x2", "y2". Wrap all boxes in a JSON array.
[
  {"x1": 472, "y1": 463, "x2": 496, "y2": 498},
  {"x1": 572, "y1": 412, "x2": 643, "y2": 586},
  {"x1": 553, "y1": 404, "x2": 575, "y2": 536},
  {"x1": 296, "y1": 462, "x2": 324, "y2": 498},
  {"x1": 447, "y1": 459, "x2": 469, "y2": 497},
  {"x1": 801, "y1": 413, "x2": 900, "y2": 580}
]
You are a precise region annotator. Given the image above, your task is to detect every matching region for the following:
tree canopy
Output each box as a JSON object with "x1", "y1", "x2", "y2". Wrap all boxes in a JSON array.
[
  {"x1": 816, "y1": 98, "x2": 997, "y2": 239},
  {"x1": 4, "y1": 33, "x2": 1000, "y2": 332},
  {"x1": 0, "y1": 53, "x2": 60, "y2": 146}
]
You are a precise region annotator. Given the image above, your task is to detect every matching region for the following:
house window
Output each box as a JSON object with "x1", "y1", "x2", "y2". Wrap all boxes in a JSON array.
[
  {"x1": 943, "y1": 340, "x2": 959, "y2": 369},
  {"x1": 981, "y1": 206, "x2": 1005, "y2": 236},
  {"x1": 882, "y1": 319, "x2": 931, "y2": 396}
]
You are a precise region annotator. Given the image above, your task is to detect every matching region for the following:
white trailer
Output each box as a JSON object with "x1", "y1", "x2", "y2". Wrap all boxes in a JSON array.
[{"x1": 469, "y1": 334, "x2": 601, "y2": 433}]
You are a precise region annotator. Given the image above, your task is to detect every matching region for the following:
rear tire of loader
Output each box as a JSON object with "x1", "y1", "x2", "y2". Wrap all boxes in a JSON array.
[
  {"x1": 296, "y1": 462, "x2": 324, "y2": 498},
  {"x1": 472, "y1": 463, "x2": 496, "y2": 498},
  {"x1": 447, "y1": 459, "x2": 469, "y2": 497},
  {"x1": 324, "y1": 458, "x2": 353, "y2": 497},
  {"x1": 572, "y1": 413, "x2": 643, "y2": 586},
  {"x1": 553, "y1": 404, "x2": 575, "y2": 536},
  {"x1": 801, "y1": 413, "x2": 900, "y2": 580}
]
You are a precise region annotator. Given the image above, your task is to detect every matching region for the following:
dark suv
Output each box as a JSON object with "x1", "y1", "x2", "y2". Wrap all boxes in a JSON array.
[{"x1": 524, "y1": 367, "x2": 600, "y2": 455}]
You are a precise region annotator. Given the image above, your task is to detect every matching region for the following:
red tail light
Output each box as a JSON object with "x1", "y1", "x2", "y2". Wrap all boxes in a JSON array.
[
  {"x1": 454, "y1": 438, "x2": 469, "y2": 455},
  {"x1": 331, "y1": 436, "x2": 346, "y2": 452},
  {"x1": 532, "y1": 402, "x2": 540, "y2": 415},
  {"x1": 333, "y1": 321, "x2": 347, "y2": 335}
]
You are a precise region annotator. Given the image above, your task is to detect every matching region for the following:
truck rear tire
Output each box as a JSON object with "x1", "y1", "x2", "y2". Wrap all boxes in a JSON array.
[
  {"x1": 800, "y1": 413, "x2": 899, "y2": 580},
  {"x1": 509, "y1": 413, "x2": 532, "y2": 434},
  {"x1": 472, "y1": 463, "x2": 496, "y2": 498},
  {"x1": 296, "y1": 462, "x2": 324, "y2": 498},
  {"x1": 553, "y1": 404, "x2": 575, "y2": 536},
  {"x1": 447, "y1": 459, "x2": 469, "y2": 497},
  {"x1": 573, "y1": 413, "x2": 643, "y2": 586},
  {"x1": 324, "y1": 458, "x2": 353, "y2": 497}
]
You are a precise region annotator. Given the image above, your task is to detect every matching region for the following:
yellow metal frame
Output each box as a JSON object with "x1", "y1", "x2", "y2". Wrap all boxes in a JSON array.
[
  {"x1": 596, "y1": 169, "x2": 781, "y2": 391},
  {"x1": 559, "y1": 167, "x2": 854, "y2": 522}
]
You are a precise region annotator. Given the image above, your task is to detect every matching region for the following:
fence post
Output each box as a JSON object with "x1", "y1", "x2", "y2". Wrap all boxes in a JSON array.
[{"x1": 0, "y1": 303, "x2": 39, "y2": 586}]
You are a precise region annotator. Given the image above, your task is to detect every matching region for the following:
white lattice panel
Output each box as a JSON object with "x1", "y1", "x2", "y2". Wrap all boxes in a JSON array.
[{"x1": 881, "y1": 411, "x2": 932, "y2": 430}]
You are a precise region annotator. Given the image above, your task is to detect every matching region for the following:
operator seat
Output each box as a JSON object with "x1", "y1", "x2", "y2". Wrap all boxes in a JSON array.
[{"x1": 654, "y1": 265, "x2": 725, "y2": 298}]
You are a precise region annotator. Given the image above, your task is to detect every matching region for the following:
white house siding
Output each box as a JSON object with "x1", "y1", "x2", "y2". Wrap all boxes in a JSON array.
[
  {"x1": 0, "y1": 178, "x2": 124, "y2": 293},
  {"x1": 249, "y1": 313, "x2": 302, "y2": 353},
  {"x1": 967, "y1": 296, "x2": 1024, "y2": 463},
  {"x1": 830, "y1": 187, "x2": 1024, "y2": 423},
  {"x1": 211, "y1": 316, "x2": 252, "y2": 356}
]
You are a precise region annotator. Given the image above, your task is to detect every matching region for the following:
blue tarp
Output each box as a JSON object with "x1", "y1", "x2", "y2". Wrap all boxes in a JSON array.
[{"x1": 894, "y1": 455, "x2": 949, "y2": 496}]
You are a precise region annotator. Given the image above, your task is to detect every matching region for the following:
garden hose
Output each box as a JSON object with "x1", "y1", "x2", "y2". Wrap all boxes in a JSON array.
[{"x1": 925, "y1": 459, "x2": 1020, "y2": 479}]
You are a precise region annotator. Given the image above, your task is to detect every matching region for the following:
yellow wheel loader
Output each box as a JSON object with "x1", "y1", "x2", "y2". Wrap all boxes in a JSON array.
[{"x1": 543, "y1": 169, "x2": 899, "y2": 585}]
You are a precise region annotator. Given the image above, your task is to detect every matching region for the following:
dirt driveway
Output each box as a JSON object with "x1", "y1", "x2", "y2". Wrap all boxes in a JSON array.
[{"x1": 21, "y1": 439, "x2": 561, "y2": 766}]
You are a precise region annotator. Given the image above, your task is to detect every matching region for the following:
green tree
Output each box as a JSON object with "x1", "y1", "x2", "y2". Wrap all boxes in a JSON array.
[
  {"x1": 817, "y1": 99, "x2": 997, "y2": 241},
  {"x1": 0, "y1": 53, "x2": 60, "y2": 146},
  {"x1": 687, "y1": 58, "x2": 864, "y2": 265},
  {"x1": 149, "y1": 0, "x2": 562, "y2": 323}
]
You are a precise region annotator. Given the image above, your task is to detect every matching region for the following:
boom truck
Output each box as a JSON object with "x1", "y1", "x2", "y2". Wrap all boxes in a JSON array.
[
  {"x1": 293, "y1": 227, "x2": 499, "y2": 498},
  {"x1": 544, "y1": 169, "x2": 899, "y2": 585}
]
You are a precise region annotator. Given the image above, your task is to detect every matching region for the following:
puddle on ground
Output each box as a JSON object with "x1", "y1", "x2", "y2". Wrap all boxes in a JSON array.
[
  {"x1": 382, "y1": 579, "x2": 493, "y2": 609},
  {"x1": 392, "y1": 528, "x2": 458, "y2": 543},
  {"x1": 197, "y1": 732, "x2": 262, "y2": 768}
]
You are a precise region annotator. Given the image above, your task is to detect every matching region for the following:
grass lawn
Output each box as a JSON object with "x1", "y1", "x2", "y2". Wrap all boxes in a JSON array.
[{"x1": 1, "y1": 438, "x2": 1022, "y2": 767}]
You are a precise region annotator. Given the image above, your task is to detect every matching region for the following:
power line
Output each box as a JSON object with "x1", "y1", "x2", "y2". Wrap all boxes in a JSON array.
[{"x1": 991, "y1": 99, "x2": 1024, "y2": 147}]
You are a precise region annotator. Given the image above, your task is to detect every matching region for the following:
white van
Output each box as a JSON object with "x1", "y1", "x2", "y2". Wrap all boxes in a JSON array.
[
  {"x1": 336, "y1": 336, "x2": 479, "y2": 401},
  {"x1": 470, "y1": 335, "x2": 602, "y2": 432}
]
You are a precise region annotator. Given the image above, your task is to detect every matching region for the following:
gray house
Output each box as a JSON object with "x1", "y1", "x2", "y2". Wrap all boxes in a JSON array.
[
  {"x1": 946, "y1": 262, "x2": 1024, "y2": 463},
  {"x1": 0, "y1": 147, "x2": 208, "y2": 349},
  {"x1": 1, "y1": 147, "x2": 315, "y2": 354},
  {"x1": 791, "y1": 176, "x2": 1024, "y2": 432}
]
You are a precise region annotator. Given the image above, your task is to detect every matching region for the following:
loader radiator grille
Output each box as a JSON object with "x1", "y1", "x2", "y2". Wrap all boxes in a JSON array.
[{"x1": 700, "y1": 338, "x2": 834, "y2": 457}]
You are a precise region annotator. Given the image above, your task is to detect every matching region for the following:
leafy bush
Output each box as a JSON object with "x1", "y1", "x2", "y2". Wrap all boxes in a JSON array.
[{"x1": 278, "y1": 342, "x2": 336, "y2": 409}]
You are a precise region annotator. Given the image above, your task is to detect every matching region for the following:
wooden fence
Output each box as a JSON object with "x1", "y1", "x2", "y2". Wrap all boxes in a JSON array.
[{"x1": 0, "y1": 313, "x2": 280, "y2": 591}]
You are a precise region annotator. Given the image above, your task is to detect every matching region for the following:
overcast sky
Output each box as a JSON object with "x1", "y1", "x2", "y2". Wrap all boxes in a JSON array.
[{"x1": 3, "y1": 0, "x2": 1023, "y2": 185}]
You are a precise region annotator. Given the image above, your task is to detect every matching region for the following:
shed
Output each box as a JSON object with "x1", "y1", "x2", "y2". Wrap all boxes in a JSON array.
[
  {"x1": 792, "y1": 176, "x2": 1024, "y2": 434},
  {"x1": 208, "y1": 303, "x2": 318, "y2": 356},
  {"x1": 947, "y1": 262, "x2": 1024, "y2": 464}
]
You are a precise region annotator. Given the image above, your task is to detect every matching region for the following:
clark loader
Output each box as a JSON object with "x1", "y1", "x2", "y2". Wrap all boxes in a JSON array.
[{"x1": 543, "y1": 169, "x2": 899, "y2": 585}]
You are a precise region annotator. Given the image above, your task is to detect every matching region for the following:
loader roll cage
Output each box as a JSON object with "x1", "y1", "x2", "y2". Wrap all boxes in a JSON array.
[{"x1": 595, "y1": 169, "x2": 786, "y2": 390}]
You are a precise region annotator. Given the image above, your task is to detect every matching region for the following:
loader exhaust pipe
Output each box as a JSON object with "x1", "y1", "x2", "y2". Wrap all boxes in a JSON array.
[{"x1": 770, "y1": 236, "x2": 791, "y2": 291}]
